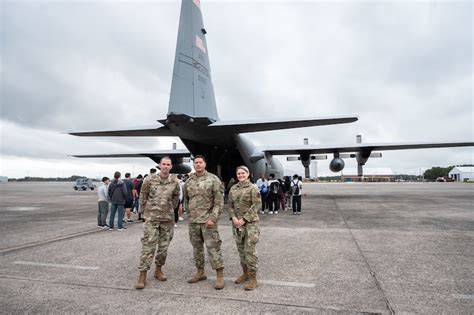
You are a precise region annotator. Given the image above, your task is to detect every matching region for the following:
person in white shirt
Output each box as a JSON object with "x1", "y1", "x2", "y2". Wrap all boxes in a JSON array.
[
  {"x1": 256, "y1": 175, "x2": 268, "y2": 214},
  {"x1": 290, "y1": 174, "x2": 303, "y2": 215},
  {"x1": 266, "y1": 174, "x2": 280, "y2": 214},
  {"x1": 178, "y1": 175, "x2": 185, "y2": 221},
  {"x1": 97, "y1": 177, "x2": 110, "y2": 228},
  {"x1": 174, "y1": 174, "x2": 185, "y2": 227}
]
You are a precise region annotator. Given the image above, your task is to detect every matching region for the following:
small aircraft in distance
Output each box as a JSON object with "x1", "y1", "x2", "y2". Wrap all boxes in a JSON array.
[{"x1": 70, "y1": 0, "x2": 473, "y2": 182}]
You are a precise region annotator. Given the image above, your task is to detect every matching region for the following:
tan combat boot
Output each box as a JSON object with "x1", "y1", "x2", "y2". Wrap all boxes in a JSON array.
[
  {"x1": 135, "y1": 271, "x2": 147, "y2": 290},
  {"x1": 187, "y1": 268, "x2": 207, "y2": 283},
  {"x1": 154, "y1": 265, "x2": 167, "y2": 281},
  {"x1": 244, "y1": 272, "x2": 257, "y2": 291},
  {"x1": 234, "y1": 264, "x2": 249, "y2": 284},
  {"x1": 214, "y1": 268, "x2": 225, "y2": 290}
]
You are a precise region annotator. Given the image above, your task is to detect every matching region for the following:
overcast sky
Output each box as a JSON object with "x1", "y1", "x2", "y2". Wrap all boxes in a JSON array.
[{"x1": 1, "y1": 0, "x2": 472, "y2": 179}]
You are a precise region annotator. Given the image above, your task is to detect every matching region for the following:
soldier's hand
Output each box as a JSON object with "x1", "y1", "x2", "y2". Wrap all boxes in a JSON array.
[
  {"x1": 232, "y1": 217, "x2": 240, "y2": 228},
  {"x1": 206, "y1": 218, "x2": 215, "y2": 229}
]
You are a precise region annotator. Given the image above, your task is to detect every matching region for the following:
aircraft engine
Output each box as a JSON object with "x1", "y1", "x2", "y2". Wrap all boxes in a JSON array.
[
  {"x1": 329, "y1": 158, "x2": 345, "y2": 172},
  {"x1": 170, "y1": 163, "x2": 192, "y2": 174}
]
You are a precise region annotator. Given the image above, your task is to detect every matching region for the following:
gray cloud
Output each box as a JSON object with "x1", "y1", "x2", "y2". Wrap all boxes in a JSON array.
[{"x1": 1, "y1": 0, "x2": 472, "y2": 177}]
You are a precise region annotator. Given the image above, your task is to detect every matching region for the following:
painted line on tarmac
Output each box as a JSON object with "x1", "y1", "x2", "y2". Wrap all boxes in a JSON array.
[
  {"x1": 208, "y1": 276, "x2": 315, "y2": 288},
  {"x1": 0, "y1": 275, "x2": 385, "y2": 314},
  {"x1": 331, "y1": 195, "x2": 395, "y2": 315},
  {"x1": 453, "y1": 294, "x2": 474, "y2": 300},
  {"x1": 13, "y1": 261, "x2": 99, "y2": 270},
  {"x1": 4, "y1": 206, "x2": 41, "y2": 211},
  {"x1": 0, "y1": 229, "x2": 105, "y2": 255}
]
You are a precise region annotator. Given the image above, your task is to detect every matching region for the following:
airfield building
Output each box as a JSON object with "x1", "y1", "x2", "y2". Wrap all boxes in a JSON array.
[
  {"x1": 341, "y1": 168, "x2": 394, "y2": 182},
  {"x1": 448, "y1": 166, "x2": 474, "y2": 182}
]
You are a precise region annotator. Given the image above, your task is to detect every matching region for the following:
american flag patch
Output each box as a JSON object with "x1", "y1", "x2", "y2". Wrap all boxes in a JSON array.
[
  {"x1": 196, "y1": 35, "x2": 206, "y2": 53},
  {"x1": 193, "y1": 0, "x2": 200, "y2": 9}
]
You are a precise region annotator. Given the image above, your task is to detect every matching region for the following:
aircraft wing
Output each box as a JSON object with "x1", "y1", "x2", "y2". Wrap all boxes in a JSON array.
[
  {"x1": 209, "y1": 116, "x2": 358, "y2": 133},
  {"x1": 68, "y1": 124, "x2": 175, "y2": 137},
  {"x1": 260, "y1": 141, "x2": 474, "y2": 155},
  {"x1": 71, "y1": 149, "x2": 191, "y2": 159}
]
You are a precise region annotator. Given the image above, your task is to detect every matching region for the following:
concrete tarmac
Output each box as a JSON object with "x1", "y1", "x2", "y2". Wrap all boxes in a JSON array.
[{"x1": 0, "y1": 182, "x2": 472, "y2": 314}]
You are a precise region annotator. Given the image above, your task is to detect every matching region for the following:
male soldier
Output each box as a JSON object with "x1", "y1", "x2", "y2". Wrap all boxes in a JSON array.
[
  {"x1": 184, "y1": 155, "x2": 225, "y2": 290},
  {"x1": 135, "y1": 157, "x2": 180, "y2": 290}
]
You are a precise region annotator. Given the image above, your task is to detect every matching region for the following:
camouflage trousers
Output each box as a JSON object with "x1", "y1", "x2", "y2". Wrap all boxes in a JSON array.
[
  {"x1": 138, "y1": 221, "x2": 174, "y2": 271},
  {"x1": 232, "y1": 222, "x2": 260, "y2": 272},
  {"x1": 188, "y1": 222, "x2": 224, "y2": 270}
]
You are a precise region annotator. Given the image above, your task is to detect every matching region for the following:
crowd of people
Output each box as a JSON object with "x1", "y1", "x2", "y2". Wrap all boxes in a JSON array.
[
  {"x1": 95, "y1": 157, "x2": 304, "y2": 291},
  {"x1": 255, "y1": 173, "x2": 303, "y2": 215},
  {"x1": 96, "y1": 168, "x2": 186, "y2": 231}
]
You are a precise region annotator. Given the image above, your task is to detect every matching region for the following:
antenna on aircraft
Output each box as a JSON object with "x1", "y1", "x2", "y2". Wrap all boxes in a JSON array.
[
  {"x1": 303, "y1": 138, "x2": 310, "y2": 179},
  {"x1": 357, "y1": 135, "x2": 363, "y2": 176}
]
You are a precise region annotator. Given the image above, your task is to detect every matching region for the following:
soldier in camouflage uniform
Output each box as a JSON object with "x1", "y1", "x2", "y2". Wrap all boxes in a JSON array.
[
  {"x1": 184, "y1": 155, "x2": 225, "y2": 290},
  {"x1": 135, "y1": 157, "x2": 180, "y2": 290},
  {"x1": 228, "y1": 165, "x2": 261, "y2": 290}
]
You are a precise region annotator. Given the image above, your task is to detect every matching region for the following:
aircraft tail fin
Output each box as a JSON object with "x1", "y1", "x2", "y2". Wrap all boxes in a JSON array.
[{"x1": 168, "y1": 0, "x2": 219, "y2": 121}]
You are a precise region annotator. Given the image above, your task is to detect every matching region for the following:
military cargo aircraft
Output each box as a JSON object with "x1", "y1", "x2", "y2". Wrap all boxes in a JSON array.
[{"x1": 70, "y1": 0, "x2": 473, "y2": 182}]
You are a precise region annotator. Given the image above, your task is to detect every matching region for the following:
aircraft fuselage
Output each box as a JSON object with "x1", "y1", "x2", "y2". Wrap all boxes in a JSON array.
[{"x1": 164, "y1": 114, "x2": 283, "y2": 182}]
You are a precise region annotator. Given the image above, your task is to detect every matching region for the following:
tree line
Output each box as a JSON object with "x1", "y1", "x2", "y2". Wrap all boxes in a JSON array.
[
  {"x1": 423, "y1": 164, "x2": 473, "y2": 181},
  {"x1": 8, "y1": 175, "x2": 91, "y2": 182},
  {"x1": 7, "y1": 165, "x2": 472, "y2": 182}
]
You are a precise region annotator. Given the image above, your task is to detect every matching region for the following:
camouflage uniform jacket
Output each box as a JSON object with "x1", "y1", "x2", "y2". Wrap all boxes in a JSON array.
[
  {"x1": 228, "y1": 180, "x2": 261, "y2": 223},
  {"x1": 184, "y1": 171, "x2": 224, "y2": 224},
  {"x1": 139, "y1": 174, "x2": 180, "y2": 222}
]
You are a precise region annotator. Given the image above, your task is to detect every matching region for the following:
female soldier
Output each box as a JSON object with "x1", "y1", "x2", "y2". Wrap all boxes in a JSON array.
[{"x1": 228, "y1": 166, "x2": 261, "y2": 290}]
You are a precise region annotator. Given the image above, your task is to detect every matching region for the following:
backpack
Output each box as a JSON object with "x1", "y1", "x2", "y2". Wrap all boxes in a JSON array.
[
  {"x1": 259, "y1": 182, "x2": 268, "y2": 194},
  {"x1": 269, "y1": 181, "x2": 279, "y2": 195},
  {"x1": 109, "y1": 180, "x2": 126, "y2": 200},
  {"x1": 291, "y1": 180, "x2": 300, "y2": 196},
  {"x1": 284, "y1": 179, "x2": 291, "y2": 192}
]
